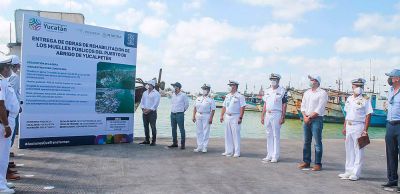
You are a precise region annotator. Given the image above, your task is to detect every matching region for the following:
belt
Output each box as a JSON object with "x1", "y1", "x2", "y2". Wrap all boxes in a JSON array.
[
  {"x1": 389, "y1": 120, "x2": 400, "y2": 125},
  {"x1": 171, "y1": 112, "x2": 184, "y2": 115},
  {"x1": 266, "y1": 110, "x2": 281, "y2": 113},
  {"x1": 226, "y1": 113, "x2": 240, "y2": 116},
  {"x1": 197, "y1": 112, "x2": 211, "y2": 115},
  {"x1": 347, "y1": 121, "x2": 364, "y2": 126}
]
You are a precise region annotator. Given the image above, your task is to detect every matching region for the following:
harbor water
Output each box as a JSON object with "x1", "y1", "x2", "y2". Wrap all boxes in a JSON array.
[{"x1": 134, "y1": 97, "x2": 386, "y2": 140}]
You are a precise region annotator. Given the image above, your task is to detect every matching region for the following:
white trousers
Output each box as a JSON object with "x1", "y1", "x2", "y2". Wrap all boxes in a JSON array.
[
  {"x1": 224, "y1": 114, "x2": 241, "y2": 155},
  {"x1": 345, "y1": 123, "x2": 365, "y2": 177},
  {"x1": 265, "y1": 112, "x2": 282, "y2": 160},
  {"x1": 0, "y1": 117, "x2": 15, "y2": 190},
  {"x1": 195, "y1": 113, "x2": 211, "y2": 149}
]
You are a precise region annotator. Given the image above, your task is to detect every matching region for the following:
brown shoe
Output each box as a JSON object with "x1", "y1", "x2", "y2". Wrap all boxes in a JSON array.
[
  {"x1": 6, "y1": 173, "x2": 20, "y2": 181},
  {"x1": 298, "y1": 162, "x2": 310, "y2": 169},
  {"x1": 9, "y1": 152, "x2": 14, "y2": 157},
  {"x1": 312, "y1": 164, "x2": 322, "y2": 171}
]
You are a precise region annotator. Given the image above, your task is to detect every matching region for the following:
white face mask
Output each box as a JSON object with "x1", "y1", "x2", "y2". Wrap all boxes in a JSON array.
[
  {"x1": 228, "y1": 86, "x2": 233, "y2": 92},
  {"x1": 145, "y1": 85, "x2": 150, "y2": 90},
  {"x1": 202, "y1": 90, "x2": 208, "y2": 96},
  {"x1": 309, "y1": 81, "x2": 315, "y2": 88},
  {"x1": 271, "y1": 80, "x2": 277, "y2": 87},
  {"x1": 353, "y1": 87, "x2": 363, "y2": 95}
]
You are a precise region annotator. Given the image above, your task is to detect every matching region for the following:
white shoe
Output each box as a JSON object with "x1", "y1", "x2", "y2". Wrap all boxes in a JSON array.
[
  {"x1": 349, "y1": 175, "x2": 359, "y2": 181},
  {"x1": 270, "y1": 158, "x2": 278, "y2": 163},
  {"x1": 233, "y1": 154, "x2": 240, "y2": 158},
  {"x1": 6, "y1": 183, "x2": 15, "y2": 189},
  {"x1": 193, "y1": 148, "x2": 200, "y2": 152},
  {"x1": 0, "y1": 188, "x2": 15, "y2": 194},
  {"x1": 202, "y1": 148, "x2": 207, "y2": 153},
  {"x1": 262, "y1": 157, "x2": 272, "y2": 162},
  {"x1": 338, "y1": 172, "x2": 352, "y2": 179},
  {"x1": 222, "y1": 152, "x2": 232, "y2": 156}
]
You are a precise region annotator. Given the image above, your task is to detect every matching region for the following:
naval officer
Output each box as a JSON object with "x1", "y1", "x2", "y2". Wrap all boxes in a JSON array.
[
  {"x1": 192, "y1": 84, "x2": 216, "y2": 153},
  {"x1": 261, "y1": 73, "x2": 288, "y2": 163},
  {"x1": 338, "y1": 78, "x2": 372, "y2": 181},
  {"x1": 220, "y1": 80, "x2": 246, "y2": 158},
  {"x1": 0, "y1": 56, "x2": 21, "y2": 194},
  {"x1": 382, "y1": 69, "x2": 400, "y2": 191}
]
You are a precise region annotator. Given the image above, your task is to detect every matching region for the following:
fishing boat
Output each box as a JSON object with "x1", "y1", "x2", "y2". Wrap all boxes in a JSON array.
[{"x1": 287, "y1": 87, "x2": 349, "y2": 123}]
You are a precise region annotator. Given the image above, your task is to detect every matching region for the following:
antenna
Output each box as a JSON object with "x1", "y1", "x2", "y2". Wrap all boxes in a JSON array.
[{"x1": 9, "y1": 22, "x2": 11, "y2": 43}]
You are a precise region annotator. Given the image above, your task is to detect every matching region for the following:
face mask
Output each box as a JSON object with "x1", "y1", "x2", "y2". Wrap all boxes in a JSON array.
[
  {"x1": 228, "y1": 86, "x2": 233, "y2": 92},
  {"x1": 271, "y1": 80, "x2": 277, "y2": 87},
  {"x1": 309, "y1": 81, "x2": 314, "y2": 88},
  {"x1": 388, "y1": 78, "x2": 394, "y2": 86},
  {"x1": 353, "y1": 87, "x2": 363, "y2": 95},
  {"x1": 145, "y1": 85, "x2": 150, "y2": 90},
  {"x1": 202, "y1": 90, "x2": 208, "y2": 96}
]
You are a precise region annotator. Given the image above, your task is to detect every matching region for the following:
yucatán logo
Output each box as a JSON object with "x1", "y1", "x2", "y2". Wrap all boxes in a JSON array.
[
  {"x1": 43, "y1": 22, "x2": 67, "y2": 33},
  {"x1": 29, "y1": 18, "x2": 41, "y2": 31}
]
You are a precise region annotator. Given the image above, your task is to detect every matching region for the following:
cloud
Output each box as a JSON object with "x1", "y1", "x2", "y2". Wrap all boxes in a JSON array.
[
  {"x1": 0, "y1": 44, "x2": 9, "y2": 55},
  {"x1": 88, "y1": 0, "x2": 127, "y2": 7},
  {"x1": 0, "y1": 16, "x2": 12, "y2": 44},
  {"x1": 250, "y1": 23, "x2": 312, "y2": 53},
  {"x1": 183, "y1": 0, "x2": 205, "y2": 10},
  {"x1": 354, "y1": 13, "x2": 400, "y2": 33},
  {"x1": 139, "y1": 17, "x2": 169, "y2": 38},
  {"x1": 335, "y1": 36, "x2": 400, "y2": 54},
  {"x1": 0, "y1": 0, "x2": 11, "y2": 10},
  {"x1": 115, "y1": 8, "x2": 144, "y2": 31},
  {"x1": 238, "y1": 0, "x2": 323, "y2": 20},
  {"x1": 37, "y1": 0, "x2": 93, "y2": 12},
  {"x1": 147, "y1": 1, "x2": 168, "y2": 16}
]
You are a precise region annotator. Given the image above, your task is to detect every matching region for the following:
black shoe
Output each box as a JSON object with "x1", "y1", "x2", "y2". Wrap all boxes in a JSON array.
[
  {"x1": 180, "y1": 145, "x2": 185, "y2": 150},
  {"x1": 168, "y1": 144, "x2": 178, "y2": 148},
  {"x1": 139, "y1": 141, "x2": 150, "y2": 145},
  {"x1": 382, "y1": 181, "x2": 398, "y2": 188},
  {"x1": 397, "y1": 187, "x2": 400, "y2": 193},
  {"x1": 150, "y1": 142, "x2": 156, "y2": 146}
]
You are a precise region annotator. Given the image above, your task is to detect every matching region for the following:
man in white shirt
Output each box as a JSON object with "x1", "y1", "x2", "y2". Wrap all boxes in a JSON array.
[
  {"x1": 298, "y1": 75, "x2": 328, "y2": 171},
  {"x1": 338, "y1": 78, "x2": 373, "y2": 181},
  {"x1": 261, "y1": 73, "x2": 287, "y2": 163},
  {"x1": 220, "y1": 80, "x2": 246, "y2": 158},
  {"x1": 168, "y1": 82, "x2": 189, "y2": 149},
  {"x1": 139, "y1": 80, "x2": 161, "y2": 146}
]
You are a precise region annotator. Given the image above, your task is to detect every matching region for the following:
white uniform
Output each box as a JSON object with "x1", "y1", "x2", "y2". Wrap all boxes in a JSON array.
[
  {"x1": 343, "y1": 94, "x2": 373, "y2": 178},
  {"x1": 0, "y1": 77, "x2": 19, "y2": 190},
  {"x1": 263, "y1": 86, "x2": 287, "y2": 160},
  {"x1": 194, "y1": 96, "x2": 216, "y2": 150},
  {"x1": 223, "y1": 92, "x2": 246, "y2": 156}
]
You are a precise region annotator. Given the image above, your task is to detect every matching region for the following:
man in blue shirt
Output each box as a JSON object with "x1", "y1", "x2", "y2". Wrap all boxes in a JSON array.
[{"x1": 382, "y1": 69, "x2": 400, "y2": 191}]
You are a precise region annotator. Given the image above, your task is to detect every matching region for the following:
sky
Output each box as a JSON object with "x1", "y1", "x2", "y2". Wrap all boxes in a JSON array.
[{"x1": 0, "y1": 0, "x2": 399, "y2": 94}]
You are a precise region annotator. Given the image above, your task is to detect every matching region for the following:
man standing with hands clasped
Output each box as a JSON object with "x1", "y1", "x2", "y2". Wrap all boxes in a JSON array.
[
  {"x1": 168, "y1": 82, "x2": 189, "y2": 150},
  {"x1": 339, "y1": 78, "x2": 372, "y2": 181},
  {"x1": 261, "y1": 73, "x2": 287, "y2": 163},
  {"x1": 139, "y1": 80, "x2": 160, "y2": 146},
  {"x1": 298, "y1": 75, "x2": 328, "y2": 171},
  {"x1": 220, "y1": 80, "x2": 246, "y2": 158}
]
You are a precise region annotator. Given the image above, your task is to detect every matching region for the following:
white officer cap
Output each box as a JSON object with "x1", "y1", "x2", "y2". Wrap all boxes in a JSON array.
[
  {"x1": 228, "y1": 80, "x2": 239, "y2": 85},
  {"x1": 308, "y1": 75, "x2": 321, "y2": 83},
  {"x1": 9, "y1": 55, "x2": 20, "y2": 65},
  {"x1": 0, "y1": 55, "x2": 12, "y2": 64},
  {"x1": 269, "y1": 73, "x2": 281, "y2": 80},
  {"x1": 146, "y1": 80, "x2": 156, "y2": 87},
  {"x1": 351, "y1": 78, "x2": 366, "y2": 86},
  {"x1": 201, "y1": 84, "x2": 211, "y2": 89}
]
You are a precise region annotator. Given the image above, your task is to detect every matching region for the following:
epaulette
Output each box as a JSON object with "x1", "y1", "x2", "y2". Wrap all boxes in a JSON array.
[{"x1": 362, "y1": 94, "x2": 369, "y2": 100}]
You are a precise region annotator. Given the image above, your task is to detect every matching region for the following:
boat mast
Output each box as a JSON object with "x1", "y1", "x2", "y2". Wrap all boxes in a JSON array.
[
  {"x1": 370, "y1": 59, "x2": 377, "y2": 93},
  {"x1": 336, "y1": 63, "x2": 343, "y2": 92}
]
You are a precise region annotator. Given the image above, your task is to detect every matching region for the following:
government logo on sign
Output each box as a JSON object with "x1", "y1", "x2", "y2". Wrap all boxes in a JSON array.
[{"x1": 29, "y1": 18, "x2": 41, "y2": 31}]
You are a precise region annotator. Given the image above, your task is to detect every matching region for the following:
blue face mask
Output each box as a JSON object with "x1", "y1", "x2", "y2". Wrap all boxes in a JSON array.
[{"x1": 388, "y1": 78, "x2": 393, "y2": 86}]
